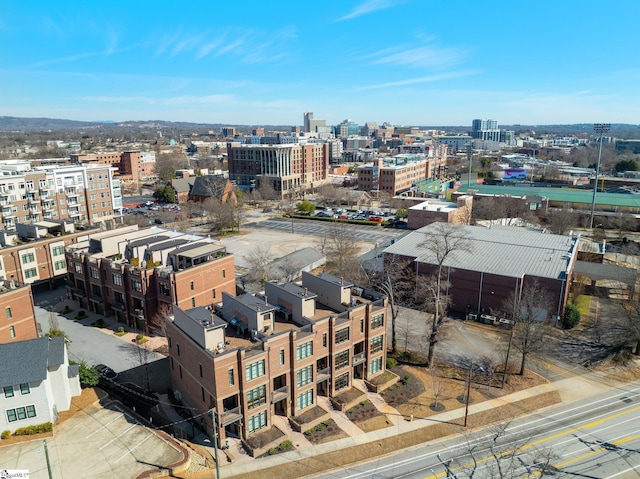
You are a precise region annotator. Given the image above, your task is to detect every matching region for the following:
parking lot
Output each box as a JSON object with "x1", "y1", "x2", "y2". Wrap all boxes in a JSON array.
[{"x1": 0, "y1": 401, "x2": 184, "y2": 479}]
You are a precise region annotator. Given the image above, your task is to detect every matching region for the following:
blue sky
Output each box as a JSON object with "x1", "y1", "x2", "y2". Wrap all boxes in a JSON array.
[{"x1": 2, "y1": 0, "x2": 639, "y2": 127}]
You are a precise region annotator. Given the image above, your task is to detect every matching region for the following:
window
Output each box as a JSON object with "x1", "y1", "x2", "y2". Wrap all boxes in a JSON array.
[
  {"x1": 370, "y1": 335, "x2": 383, "y2": 354},
  {"x1": 22, "y1": 253, "x2": 35, "y2": 263},
  {"x1": 212, "y1": 289, "x2": 216, "y2": 299},
  {"x1": 176, "y1": 344, "x2": 180, "y2": 356},
  {"x1": 296, "y1": 341, "x2": 313, "y2": 361},
  {"x1": 179, "y1": 365, "x2": 182, "y2": 378},
  {"x1": 24, "y1": 268, "x2": 38, "y2": 279},
  {"x1": 228, "y1": 369, "x2": 235, "y2": 386},
  {"x1": 9, "y1": 326, "x2": 15, "y2": 338},
  {"x1": 246, "y1": 385, "x2": 266, "y2": 410},
  {"x1": 6, "y1": 406, "x2": 36, "y2": 423},
  {"x1": 297, "y1": 365, "x2": 313, "y2": 387},
  {"x1": 54, "y1": 260, "x2": 66, "y2": 270},
  {"x1": 19, "y1": 383, "x2": 30, "y2": 395},
  {"x1": 74, "y1": 263, "x2": 82, "y2": 273},
  {"x1": 201, "y1": 387, "x2": 205, "y2": 402},
  {"x1": 335, "y1": 350, "x2": 350, "y2": 369},
  {"x1": 335, "y1": 328, "x2": 349, "y2": 344},
  {"x1": 369, "y1": 357, "x2": 383, "y2": 375},
  {"x1": 4, "y1": 386, "x2": 14, "y2": 398},
  {"x1": 360, "y1": 319, "x2": 364, "y2": 333},
  {"x1": 190, "y1": 281, "x2": 194, "y2": 290},
  {"x1": 322, "y1": 333, "x2": 327, "y2": 348},
  {"x1": 279, "y1": 349, "x2": 285, "y2": 365},
  {"x1": 90, "y1": 268, "x2": 99, "y2": 279},
  {"x1": 191, "y1": 298, "x2": 196, "y2": 307},
  {"x1": 245, "y1": 360, "x2": 265, "y2": 381},
  {"x1": 52, "y1": 246, "x2": 64, "y2": 256},
  {"x1": 6, "y1": 307, "x2": 11, "y2": 319},
  {"x1": 248, "y1": 411, "x2": 267, "y2": 433},
  {"x1": 371, "y1": 314, "x2": 384, "y2": 329},
  {"x1": 199, "y1": 364, "x2": 203, "y2": 377},
  {"x1": 335, "y1": 372, "x2": 349, "y2": 391},
  {"x1": 222, "y1": 269, "x2": 226, "y2": 278},
  {"x1": 131, "y1": 279, "x2": 142, "y2": 292},
  {"x1": 297, "y1": 389, "x2": 313, "y2": 411}
]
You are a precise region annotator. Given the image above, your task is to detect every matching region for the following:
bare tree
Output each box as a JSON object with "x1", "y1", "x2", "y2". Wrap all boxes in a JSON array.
[
  {"x1": 148, "y1": 302, "x2": 173, "y2": 337},
  {"x1": 430, "y1": 364, "x2": 444, "y2": 410},
  {"x1": 503, "y1": 281, "x2": 553, "y2": 375},
  {"x1": 245, "y1": 244, "x2": 273, "y2": 284},
  {"x1": 418, "y1": 223, "x2": 472, "y2": 368},
  {"x1": 324, "y1": 221, "x2": 360, "y2": 279},
  {"x1": 362, "y1": 253, "x2": 413, "y2": 354},
  {"x1": 547, "y1": 208, "x2": 578, "y2": 235}
]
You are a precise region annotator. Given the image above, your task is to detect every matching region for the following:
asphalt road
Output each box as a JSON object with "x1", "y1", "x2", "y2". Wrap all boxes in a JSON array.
[{"x1": 313, "y1": 379, "x2": 640, "y2": 479}]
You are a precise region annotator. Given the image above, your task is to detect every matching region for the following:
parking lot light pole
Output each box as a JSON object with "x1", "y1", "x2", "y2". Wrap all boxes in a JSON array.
[{"x1": 589, "y1": 123, "x2": 611, "y2": 229}]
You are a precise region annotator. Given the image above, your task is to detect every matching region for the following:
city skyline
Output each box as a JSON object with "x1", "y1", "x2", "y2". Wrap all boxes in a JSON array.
[{"x1": 2, "y1": 0, "x2": 639, "y2": 126}]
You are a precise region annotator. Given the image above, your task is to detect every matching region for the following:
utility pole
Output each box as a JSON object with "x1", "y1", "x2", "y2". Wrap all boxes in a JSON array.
[
  {"x1": 44, "y1": 439, "x2": 53, "y2": 479},
  {"x1": 463, "y1": 364, "x2": 473, "y2": 427},
  {"x1": 210, "y1": 409, "x2": 221, "y2": 479},
  {"x1": 589, "y1": 123, "x2": 611, "y2": 229}
]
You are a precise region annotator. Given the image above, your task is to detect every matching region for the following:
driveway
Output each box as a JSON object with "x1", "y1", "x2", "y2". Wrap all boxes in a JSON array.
[{"x1": 33, "y1": 288, "x2": 167, "y2": 391}]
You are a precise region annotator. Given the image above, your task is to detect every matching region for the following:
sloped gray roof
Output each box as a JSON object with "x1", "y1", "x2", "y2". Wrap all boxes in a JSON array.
[
  {"x1": 189, "y1": 175, "x2": 230, "y2": 199},
  {"x1": 383, "y1": 223, "x2": 577, "y2": 280},
  {"x1": 0, "y1": 337, "x2": 66, "y2": 387},
  {"x1": 266, "y1": 247, "x2": 326, "y2": 282},
  {"x1": 171, "y1": 177, "x2": 196, "y2": 194}
]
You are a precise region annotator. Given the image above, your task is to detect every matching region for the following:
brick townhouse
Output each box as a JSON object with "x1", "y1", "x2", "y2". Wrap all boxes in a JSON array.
[
  {"x1": 65, "y1": 225, "x2": 235, "y2": 331},
  {"x1": 165, "y1": 271, "x2": 387, "y2": 446}
]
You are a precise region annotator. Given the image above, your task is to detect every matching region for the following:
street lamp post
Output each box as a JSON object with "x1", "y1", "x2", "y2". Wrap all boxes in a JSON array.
[{"x1": 589, "y1": 123, "x2": 611, "y2": 229}]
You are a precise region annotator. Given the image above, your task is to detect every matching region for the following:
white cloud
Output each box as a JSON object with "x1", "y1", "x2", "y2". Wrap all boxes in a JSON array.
[
  {"x1": 356, "y1": 70, "x2": 479, "y2": 91},
  {"x1": 370, "y1": 44, "x2": 467, "y2": 69},
  {"x1": 337, "y1": 0, "x2": 403, "y2": 21}
]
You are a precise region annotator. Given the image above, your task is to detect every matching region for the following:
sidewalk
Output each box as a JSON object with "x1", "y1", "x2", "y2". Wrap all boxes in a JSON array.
[{"x1": 204, "y1": 370, "x2": 621, "y2": 479}]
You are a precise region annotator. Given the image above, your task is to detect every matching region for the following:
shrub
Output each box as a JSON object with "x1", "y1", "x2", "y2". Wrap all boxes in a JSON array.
[
  {"x1": 135, "y1": 334, "x2": 148, "y2": 344},
  {"x1": 400, "y1": 374, "x2": 411, "y2": 385},
  {"x1": 13, "y1": 422, "x2": 53, "y2": 436},
  {"x1": 562, "y1": 303, "x2": 581, "y2": 330},
  {"x1": 61, "y1": 306, "x2": 73, "y2": 314},
  {"x1": 386, "y1": 357, "x2": 397, "y2": 369},
  {"x1": 115, "y1": 326, "x2": 126, "y2": 336},
  {"x1": 78, "y1": 362, "x2": 99, "y2": 388},
  {"x1": 76, "y1": 311, "x2": 87, "y2": 320},
  {"x1": 1, "y1": 430, "x2": 10, "y2": 439}
]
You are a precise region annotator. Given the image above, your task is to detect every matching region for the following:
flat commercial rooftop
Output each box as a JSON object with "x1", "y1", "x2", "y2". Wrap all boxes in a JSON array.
[{"x1": 384, "y1": 223, "x2": 578, "y2": 280}]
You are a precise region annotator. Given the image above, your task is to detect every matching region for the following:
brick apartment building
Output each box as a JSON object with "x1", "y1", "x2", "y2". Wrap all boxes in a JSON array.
[
  {"x1": 165, "y1": 271, "x2": 387, "y2": 447},
  {"x1": 0, "y1": 282, "x2": 38, "y2": 344},
  {"x1": 227, "y1": 143, "x2": 329, "y2": 198},
  {"x1": 0, "y1": 160, "x2": 122, "y2": 229},
  {"x1": 0, "y1": 221, "x2": 99, "y2": 292},
  {"x1": 71, "y1": 150, "x2": 156, "y2": 182},
  {"x1": 65, "y1": 226, "x2": 236, "y2": 331},
  {"x1": 357, "y1": 154, "x2": 438, "y2": 195}
]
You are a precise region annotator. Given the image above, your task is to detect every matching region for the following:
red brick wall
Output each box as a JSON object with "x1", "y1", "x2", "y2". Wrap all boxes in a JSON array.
[{"x1": 0, "y1": 286, "x2": 38, "y2": 344}]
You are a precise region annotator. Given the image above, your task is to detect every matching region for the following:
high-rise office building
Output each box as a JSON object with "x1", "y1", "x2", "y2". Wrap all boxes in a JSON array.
[{"x1": 471, "y1": 119, "x2": 501, "y2": 142}]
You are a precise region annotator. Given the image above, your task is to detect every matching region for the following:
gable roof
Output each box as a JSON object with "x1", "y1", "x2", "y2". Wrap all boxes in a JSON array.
[
  {"x1": 189, "y1": 175, "x2": 230, "y2": 199},
  {"x1": 0, "y1": 336, "x2": 66, "y2": 387},
  {"x1": 170, "y1": 177, "x2": 196, "y2": 194}
]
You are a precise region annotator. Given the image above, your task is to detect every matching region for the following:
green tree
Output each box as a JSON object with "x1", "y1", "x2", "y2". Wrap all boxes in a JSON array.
[
  {"x1": 562, "y1": 303, "x2": 581, "y2": 330},
  {"x1": 296, "y1": 200, "x2": 316, "y2": 214},
  {"x1": 80, "y1": 363, "x2": 99, "y2": 388},
  {"x1": 153, "y1": 186, "x2": 176, "y2": 203},
  {"x1": 396, "y1": 208, "x2": 408, "y2": 219},
  {"x1": 614, "y1": 159, "x2": 638, "y2": 173}
]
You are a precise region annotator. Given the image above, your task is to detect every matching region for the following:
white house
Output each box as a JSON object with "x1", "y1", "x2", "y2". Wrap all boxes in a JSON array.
[{"x1": 0, "y1": 336, "x2": 81, "y2": 433}]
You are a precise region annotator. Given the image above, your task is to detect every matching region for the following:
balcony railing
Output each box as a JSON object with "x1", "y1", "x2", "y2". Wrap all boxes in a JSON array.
[
  {"x1": 271, "y1": 385, "x2": 289, "y2": 403},
  {"x1": 316, "y1": 367, "x2": 330, "y2": 383},
  {"x1": 131, "y1": 308, "x2": 144, "y2": 318},
  {"x1": 220, "y1": 406, "x2": 243, "y2": 427},
  {"x1": 111, "y1": 302, "x2": 126, "y2": 312},
  {"x1": 353, "y1": 352, "x2": 366, "y2": 366}
]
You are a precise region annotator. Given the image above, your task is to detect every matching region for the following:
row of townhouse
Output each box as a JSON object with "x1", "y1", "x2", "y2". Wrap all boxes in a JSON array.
[
  {"x1": 0, "y1": 159, "x2": 122, "y2": 230},
  {"x1": 165, "y1": 271, "x2": 387, "y2": 447},
  {"x1": 64, "y1": 226, "x2": 236, "y2": 331}
]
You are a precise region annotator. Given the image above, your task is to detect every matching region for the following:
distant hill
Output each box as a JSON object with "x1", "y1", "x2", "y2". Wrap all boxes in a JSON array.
[{"x1": 0, "y1": 116, "x2": 639, "y2": 137}]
